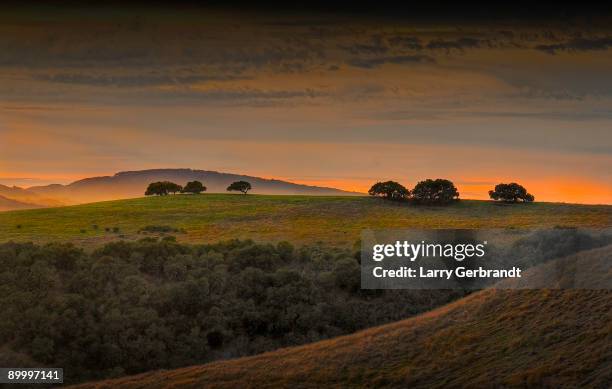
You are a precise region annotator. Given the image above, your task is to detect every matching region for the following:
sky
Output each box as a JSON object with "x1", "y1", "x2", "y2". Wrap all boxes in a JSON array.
[{"x1": 1, "y1": 4, "x2": 611, "y2": 204}]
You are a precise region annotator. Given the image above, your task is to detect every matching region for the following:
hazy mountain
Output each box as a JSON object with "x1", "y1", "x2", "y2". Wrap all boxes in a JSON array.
[
  {"x1": 0, "y1": 184, "x2": 65, "y2": 207},
  {"x1": 0, "y1": 194, "x2": 43, "y2": 212},
  {"x1": 24, "y1": 169, "x2": 361, "y2": 204}
]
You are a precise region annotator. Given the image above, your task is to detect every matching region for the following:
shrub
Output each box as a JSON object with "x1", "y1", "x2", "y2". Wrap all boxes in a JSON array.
[{"x1": 140, "y1": 225, "x2": 179, "y2": 233}]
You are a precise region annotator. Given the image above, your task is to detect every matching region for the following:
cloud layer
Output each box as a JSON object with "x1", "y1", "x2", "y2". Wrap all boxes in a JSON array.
[{"x1": 1, "y1": 7, "x2": 611, "y2": 203}]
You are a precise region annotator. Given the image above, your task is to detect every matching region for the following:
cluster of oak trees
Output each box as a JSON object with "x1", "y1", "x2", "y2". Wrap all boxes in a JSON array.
[
  {"x1": 145, "y1": 180, "x2": 252, "y2": 196},
  {"x1": 369, "y1": 179, "x2": 534, "y2": 204},
  {"x1": 144, "y1": 178, "x2": 534, "y2": 204}
]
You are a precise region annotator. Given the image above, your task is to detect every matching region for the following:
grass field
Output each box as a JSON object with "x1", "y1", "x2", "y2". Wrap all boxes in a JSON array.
[
  {"x1": 0, "y1": 194, "x2": 610, "y2": 247},
  {"x1": 72, "y1": 246, "x2": 612, "y2": 389}
]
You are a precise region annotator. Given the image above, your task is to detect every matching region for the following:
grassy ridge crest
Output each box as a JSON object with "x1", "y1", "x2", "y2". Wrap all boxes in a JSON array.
[{"x1": 1, "y1": 194, "x2": 610, "y2": 248}]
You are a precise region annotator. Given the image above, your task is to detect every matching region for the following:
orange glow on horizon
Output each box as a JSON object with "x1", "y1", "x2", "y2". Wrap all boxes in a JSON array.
[{"x1": 1, "y1": 170, "x2": 609, "y2": 205}]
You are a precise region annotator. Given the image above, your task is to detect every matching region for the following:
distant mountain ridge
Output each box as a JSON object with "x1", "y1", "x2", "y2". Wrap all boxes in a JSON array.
[
  {"x1": 1, "y1": 169, "x2": 360, "y2": 209},
  {"x1": 0, "y1": 184, "x2": 65, "y2": 209}
]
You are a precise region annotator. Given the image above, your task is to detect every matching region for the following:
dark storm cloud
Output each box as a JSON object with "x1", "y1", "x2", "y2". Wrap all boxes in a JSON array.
[
  {"x1": 339, "y1": 42, "x2": 389, "y2": 55},
  {"x1": 387, "y1": 36, "x2": 423, "y2": 50},
  {"x1": 535, "y1": 36, "x2": 612, "y2": 54},
  {"x1": 426, "y1": 38, "x2": 483, "y2": 51},
  {"x1": 211, "y1": 89, "x2": 326, "y2": 100},
  {"x1": 515, "y1": 87, "x2": 587, "y2": 101},
  {"x1": 2, "y1": 6, "x2": 612, "y2": 109},
  {"x1": 468, "y1": 110, "x2": 612, "y2": 122},
  {"x1": 374, "y1": 109, "x2": 612, "y2": 124},
  {"x1": 339, "y1": 34, "x2": 389, "y2": 55},
  {"x1": 0, "y1": 24, "x2": 323, "y2": 71},
  {"x1": 147, "y1": 88, "x2": 330, "y2": 106},
  {"x1": 262, "y1": 19, "x2": 337, "y2": 27},
  {"x1": 33, "y1": 73, "x2": 248, "y2": 87},
  {"x1": 1, "y1": 105, "x2": 76, "y2": 112},
  {"x1": 348, "y1": 55, "x2": 434, "y2": 69}
]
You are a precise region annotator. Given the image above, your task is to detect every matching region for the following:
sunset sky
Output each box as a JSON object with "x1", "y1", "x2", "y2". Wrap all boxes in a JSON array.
[{"x1": 1, "y1": 4, "x2": 611, "y2": 203}]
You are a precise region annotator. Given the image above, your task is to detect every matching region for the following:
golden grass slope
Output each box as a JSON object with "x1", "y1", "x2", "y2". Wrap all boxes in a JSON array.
[{"x1": 73, "y1": 246, "x2": 612, "y2": 389}]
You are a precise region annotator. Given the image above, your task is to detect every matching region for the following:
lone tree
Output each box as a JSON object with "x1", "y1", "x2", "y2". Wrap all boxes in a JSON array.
[
  {"x1": 368, "y1": 181, "x2": 410, "y2": 201},
  {"x1": 411, "y1": 179, "x2": 459, "y2": 205},
  {"x1": 227, "y1": 180, "x2": 252, "y2": 194},
  {"x1": 145, "y1": 181, "x2": 183, "y2": 196},
  {"x1": 182, "y1": 180, "x2": 206, "y2": 194},
  {"x1": 489, "y1": 183, "x2": 534, "y2": 203}
]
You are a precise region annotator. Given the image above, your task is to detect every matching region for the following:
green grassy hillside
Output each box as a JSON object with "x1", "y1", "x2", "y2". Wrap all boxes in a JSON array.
[
  {"x1": 1, "y1": 194, "x2": 610, "y2": 247},
  {"x1": 71, "y1": 246, "x2": 612, "y2": 389}
]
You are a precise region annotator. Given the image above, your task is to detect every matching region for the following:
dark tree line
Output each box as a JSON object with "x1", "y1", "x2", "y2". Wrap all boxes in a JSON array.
[
  {"x1": 145, "y1": 180, "x2": 252, "y2": 196},
  {"x1": 145, "y1": 178, "x2": 533, "y2": 204},
  {"x1": 369, "y1": 179, "x2": 459, "y2": 205},
  {"x1": 369, "y1": 179, "x2": 534, "y2": 204}
]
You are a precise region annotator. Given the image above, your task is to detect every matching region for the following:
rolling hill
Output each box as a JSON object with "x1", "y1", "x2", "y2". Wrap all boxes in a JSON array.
[
  {"x1": 23, "y1": 169, "x2": 360, "y2": 205},
  {"x1": 0, "y1": 184, "x2": 64, "y2": 209},
  {"x1": 72, "y1": 245, "x2": 612, "y2": 388},
  {"x1": 0, "y1": 194, "x2": 43, "y2": 212},
  {"x1": 0, "y1": 195, "x2": 610, "y2": 247}
]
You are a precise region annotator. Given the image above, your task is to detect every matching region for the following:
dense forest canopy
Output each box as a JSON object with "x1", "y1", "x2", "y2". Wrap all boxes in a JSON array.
[{"x1": 0, "y1": 239, "x2": 462, "y2": 384}]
